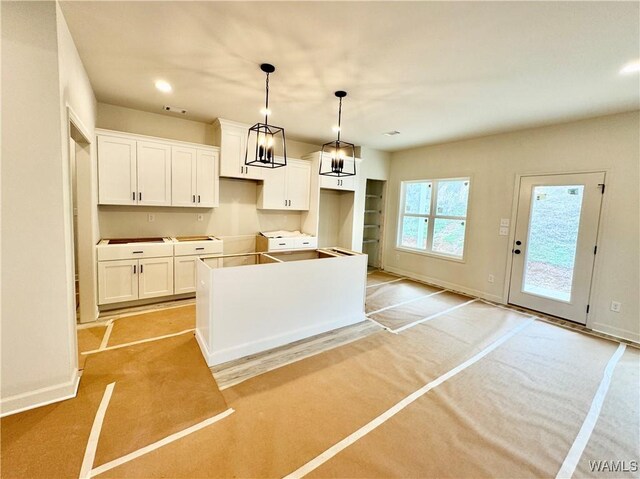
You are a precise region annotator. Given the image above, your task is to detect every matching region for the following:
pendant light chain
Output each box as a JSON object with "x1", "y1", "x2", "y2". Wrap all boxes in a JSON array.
[
  {"x1": 337, "y1": 96, "x2": 342, "y2": 142},
  {"x1": 264, "y1": 72, "x2": 270, "y2": 124}
]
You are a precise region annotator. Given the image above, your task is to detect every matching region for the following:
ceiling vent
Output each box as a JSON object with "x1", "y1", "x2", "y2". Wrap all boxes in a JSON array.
[
  {"x1": 163, "y1": 105, "x2": 187, "y2": 115},
  {"x1": 383, "y1": 130, "x2": 401, "y2": 136}
]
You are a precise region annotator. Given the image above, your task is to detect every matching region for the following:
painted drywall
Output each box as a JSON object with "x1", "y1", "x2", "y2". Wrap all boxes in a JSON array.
[
  {"x1": 384, "y1": 111, "x2": 639, "y2": 342},
  {"x1": 352, "y1": 147, "x2": 391, "y2": 251},
  {"x1": 57, "y1": 1, "x2": 99, "y2": 325},
  {"x1": 96, "y1": 103, "x2": 320, "y2": 243},
  {"x1": 1, "y1": 1, "x2": 87, "y2": 413}
]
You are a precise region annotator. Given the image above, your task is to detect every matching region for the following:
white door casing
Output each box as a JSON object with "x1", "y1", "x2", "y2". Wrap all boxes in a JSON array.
[{"x1": 509, "y1": 172, "x2": 605, "y2": 324}]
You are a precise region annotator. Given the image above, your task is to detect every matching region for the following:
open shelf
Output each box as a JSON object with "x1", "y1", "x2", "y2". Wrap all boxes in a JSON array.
[
  {"x1": 364, "y1": 209, "x2": 380, "y2": 213},
  {"x1": 363, "y1": 224, "x2": 380, "y2": 228},
  {"x1": 362, "y1": 239, "x2": 379, "y2": 244},
  {"x1": 365, "y1": 194, "x2": 382, "y2": 199}
]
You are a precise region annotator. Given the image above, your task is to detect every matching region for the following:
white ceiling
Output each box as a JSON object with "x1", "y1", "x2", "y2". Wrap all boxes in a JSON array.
[{"x1": 60, "y1": 1, "x2": 639, "y2": 151}]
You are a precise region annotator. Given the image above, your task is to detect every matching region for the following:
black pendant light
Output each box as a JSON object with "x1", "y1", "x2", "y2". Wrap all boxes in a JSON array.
[
  {"x1": 319, "y1": 91, "x2": 356, "y2": 177},
  {"x1": 245, "y1": 63, "x2": 287, "y2": 169}
]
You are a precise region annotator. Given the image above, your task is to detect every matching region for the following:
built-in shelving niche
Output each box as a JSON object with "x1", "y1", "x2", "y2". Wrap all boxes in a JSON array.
[
  {"x1": 318, "y1": 189, "x2": 355, "y2": 249},
  {"x1": 363, "y1": 179, "x2": 386, "y2": 268}
]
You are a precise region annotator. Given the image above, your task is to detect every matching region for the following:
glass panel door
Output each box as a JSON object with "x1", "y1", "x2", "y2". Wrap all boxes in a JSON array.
[{"x1": 509, "y1": 173, "x2": 604, "y2": 324}]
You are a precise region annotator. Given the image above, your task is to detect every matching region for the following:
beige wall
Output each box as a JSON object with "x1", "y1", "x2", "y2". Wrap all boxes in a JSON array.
[
  {"x1": 96, "y1": 103, "x2": 320, "y2": 245},
  {"x1": 353, "y1": 147, "x2": 391, "y2": 250},
  {"x1": 384, "y1": 111, "x2": 640, "y2": 342},
  {"x1": 1, "y1": 1, "x2": 97, "y2": 413}
]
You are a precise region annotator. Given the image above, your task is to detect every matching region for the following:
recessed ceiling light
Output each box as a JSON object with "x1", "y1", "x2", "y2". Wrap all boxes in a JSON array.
[
  {"x1": 383, "y1": 130, "x2": 401, "y2": 136},
  {"x1": 155, "y1": 80, "x2": 172, "y2": 93},
  {"x1": 619, "y1": 60, "x2": 640, "y2": 75}
]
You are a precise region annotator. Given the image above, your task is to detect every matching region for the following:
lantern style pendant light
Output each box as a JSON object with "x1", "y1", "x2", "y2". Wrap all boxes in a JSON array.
[
  {"x1": 245, "y1": 63, "x2": 287, "y2": 169},
  {"x1": 319, "y1": 90, "x2": 356, "y2": 177}
]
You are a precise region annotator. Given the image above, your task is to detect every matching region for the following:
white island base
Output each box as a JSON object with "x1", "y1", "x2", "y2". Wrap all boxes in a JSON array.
[{"x1": 195, "y1": 248, "x2": 368, "y2": 366}]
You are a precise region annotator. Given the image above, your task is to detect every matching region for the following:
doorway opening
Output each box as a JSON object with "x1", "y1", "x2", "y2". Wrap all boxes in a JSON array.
[
  {"x1": 68, "y1": 118, "x2": 93, "y2": 323},
  {"x1": 363, "y1": 179, "x2": 386, "y2": 269},
  {"x1": 508, "y1": 172, "x2": 605, "y2": 324}
]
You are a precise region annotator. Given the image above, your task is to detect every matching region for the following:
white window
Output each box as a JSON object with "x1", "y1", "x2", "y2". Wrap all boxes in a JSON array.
[{"x1": 397, "y1": 178, "x2": 470, "y2": 259}]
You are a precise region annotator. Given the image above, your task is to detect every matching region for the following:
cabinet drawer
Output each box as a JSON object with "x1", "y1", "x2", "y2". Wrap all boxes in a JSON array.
[
  {"x1": 268, "y1": 238, "x2": 297, "y2": 250},
  {"x1": 295, "y1": 237, "x2": 317, "y2": 249},
  {"x1": 97, "y1": 242, "x2": 173, "y2": 261},
  {"x1": 174, "y1": 240, "x2": 223, "y2": 257}
]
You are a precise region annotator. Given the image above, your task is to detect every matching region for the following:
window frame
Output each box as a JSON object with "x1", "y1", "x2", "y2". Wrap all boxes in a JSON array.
[{"x1": 396, "y1": 177, "x2": 471, "y2": 262}]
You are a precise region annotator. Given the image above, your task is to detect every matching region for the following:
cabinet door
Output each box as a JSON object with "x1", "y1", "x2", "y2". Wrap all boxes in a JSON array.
[
  {"x1": 98, "y1": 136, "x2": 137, "y2": 205},
  {"x1": 138, "y1": 257, "x2": 174, "y2": 299},
  {"x1": 286, "y1": 159, "x2": 311, "y2": 210},
  {"x1": 98, "y1": 259, "x2": 138, "y2": 304},
  {"x1": 319, "y1": 173, "x2": 355, "y2": 191},
  {"x1": 219, "y1": 126, "x2": 246, "y2": 178},
  {"x1": 174, "y1": 255, "x2": 198, "y2": 294},
  {"x1": 171, "y1": 146, "x2": 197, "y2": 207},
  {"x1": 257, "y1": 165, "x2": 287, "y2": 210},
  {"x1": 196, "y1": 149, "x2": 218, "y2": 207},
  {"x1": 137, "y1": 141, "x2": 172, "y2": 205}
]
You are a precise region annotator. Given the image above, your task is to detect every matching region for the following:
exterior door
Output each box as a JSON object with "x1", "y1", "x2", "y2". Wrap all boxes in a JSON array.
[{"x1": 509, "y1": 172, "x2": 605, "y2": 324}]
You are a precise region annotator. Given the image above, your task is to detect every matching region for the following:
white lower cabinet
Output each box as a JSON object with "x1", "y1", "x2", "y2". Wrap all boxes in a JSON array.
[
  {"x1": 98, "y1": 259, "x2": 139, "y2": 304},
  {"x1": 98, "y1": 257, "x2": 173, "y2": 304},
  {"x1": 174, "y1": 255, "x2": 221, "y2": 294},
  {"x1": 138, "y1": 257, "x2": 174, "y2": 299}
]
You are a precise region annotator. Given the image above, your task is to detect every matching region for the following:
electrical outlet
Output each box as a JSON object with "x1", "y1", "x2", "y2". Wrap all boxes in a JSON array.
[
  {"x1": 197, "y1": 214, "x2": 204, "y2": 222},
  {"x1": 500, "y1": 218, "x2": 510, "y2": 227},
  {"x1": 610, "y1": 301, "x2": 621, "y2": 313},
  {"x1": 499, "y1": 227, "x2": 509, "y2": 236},
  {"x1": 147, "y1": 214, "x2": 155, "y2": 222},
  {"x1": 488, "y1": 274, "x2": 494, "y2": 283}
]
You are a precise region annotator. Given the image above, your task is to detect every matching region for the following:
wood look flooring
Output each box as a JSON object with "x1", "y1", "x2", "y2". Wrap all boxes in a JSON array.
[{"x1": 2, "y1": 269, "x2": 637, "y2": 479}]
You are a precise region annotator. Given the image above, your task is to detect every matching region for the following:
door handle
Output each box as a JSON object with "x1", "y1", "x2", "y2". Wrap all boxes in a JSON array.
[{"x1": 513, "y1": 249, "x2": 521, "y2": 254}]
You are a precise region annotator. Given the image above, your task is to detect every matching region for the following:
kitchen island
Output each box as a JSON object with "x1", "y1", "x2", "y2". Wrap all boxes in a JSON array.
[{"x1": 195, "y1": 248, "x2": 368, "y2": 366}]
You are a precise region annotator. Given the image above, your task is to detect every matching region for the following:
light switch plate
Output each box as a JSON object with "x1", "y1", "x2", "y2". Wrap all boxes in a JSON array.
[
  {"x1": 500, "y1": 218, "x2": 510, "y2": 227},
  {"x1": 148, "y1": 214, "x2": 155, "y2": 222},
  {"x1": 610, "y1": 301, "x2": 621, "y2": 313},
  {"x1": 499, "y1": 227, "x2": 509, "y2": 236}
]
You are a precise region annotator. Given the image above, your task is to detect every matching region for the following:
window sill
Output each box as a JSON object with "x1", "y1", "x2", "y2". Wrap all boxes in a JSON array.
[{"x1": 395, "y1": 246, "x2": 466, "y2": 264}]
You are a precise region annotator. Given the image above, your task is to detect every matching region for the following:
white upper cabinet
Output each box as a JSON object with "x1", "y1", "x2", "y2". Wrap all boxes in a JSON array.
[
  {"x1": 319, "y1": 173, "x2": 356, "y2": 191},
  {"x1": 171, "y1": 146, "x2": 218, "y2": 207},
  {"x1": 97, "y1": 129, "x2": 219, "y2": 208},
  {"x1": 171, "y1": 146, "x2": 197, "y2": 207},
  {"x1": 214, "y1": 119, "x2": 263, "y2": 180},
  {"x1": 196, "y1": 149, "x2": 218, "y2": 207},
  {"x1": 257, "y1": 158, "x2": 310, "y2": 211},
  {"x1": 137, "y1": 141, "x2": 172, "y2": 206},
  {"x1": 98, "y1": 135, "x2": 137, "y2": 205}
]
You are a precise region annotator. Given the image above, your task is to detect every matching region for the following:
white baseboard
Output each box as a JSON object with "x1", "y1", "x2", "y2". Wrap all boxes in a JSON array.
[
  {"x1": 591, "y1": 321, "x2": 640, "y2": 344},
  {"x1": 1, "y1": 369, "x2": 80, "y2": 418},
  {"x1": 199, "y1": 314, "x2": 367, "y2": 367},
  {"x1": 383, "y1": 266, "x2": 504, "y2": 303}
]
